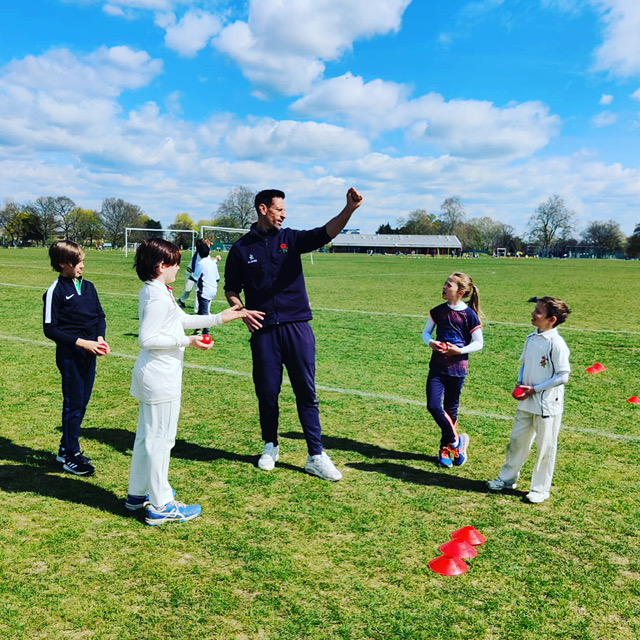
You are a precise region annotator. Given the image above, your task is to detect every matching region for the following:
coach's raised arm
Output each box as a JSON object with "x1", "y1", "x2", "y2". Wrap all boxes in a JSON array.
[{"x1": 325, "y1": 187, "x2": 364, "y2": 238}]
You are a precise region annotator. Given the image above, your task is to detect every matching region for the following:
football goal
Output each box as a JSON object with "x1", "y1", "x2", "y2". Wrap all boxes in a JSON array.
[
  {"x1": 124, "y1": 227, "x2": 197, "y2": 257},
  {"x1": 200, "y1": 226, "x2": 249, "y2": 251}
]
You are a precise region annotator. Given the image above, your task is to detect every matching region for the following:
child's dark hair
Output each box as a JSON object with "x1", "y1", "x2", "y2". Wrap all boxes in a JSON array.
[
  {"x1": 254, "y1": 189, "x2": 285, "y2": 214},
  {"x1": 538, "y1": 296, "x2": 571, "y2": 326},
  {"x1": 49, "y1": 240, "x2": 85, "y2": 272},
  {"x1": 134, "y1": 238, "x2": 181, "y2": 282},
  {"x1": 196, "y1": 238, "x2": 210, "y2": 259}
]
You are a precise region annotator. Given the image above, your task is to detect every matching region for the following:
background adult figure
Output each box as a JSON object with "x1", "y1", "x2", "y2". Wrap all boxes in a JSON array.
[{"x1": 224, "y1": 187, "x2": 363, "y2": 480}]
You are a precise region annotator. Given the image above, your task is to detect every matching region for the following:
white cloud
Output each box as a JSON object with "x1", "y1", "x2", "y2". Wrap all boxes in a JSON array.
[
  {"x1": 214, "y1": 0, "x2": 411, "y2": 95},
  {"x1": 292, "y1": 74, "x2": 560, "y2": 159},
  {"x1": 599, "y1": 93, "x2": 613, "y2": 104},
  {"x1": 592, "y1": 0, "x2": 640, "y2": 77},
  {"x1": 592, "y1": 110, "x2": 617, "y2": 127},
  {"x1": 631, "y1": 88, "x2": 640, "y2": 101},
  {"x1": 224, "y1": 118, "x2": 369, "y2": 161},
  {"x1": 157, "y1": 9, "x2": 222, "y2": 57}
]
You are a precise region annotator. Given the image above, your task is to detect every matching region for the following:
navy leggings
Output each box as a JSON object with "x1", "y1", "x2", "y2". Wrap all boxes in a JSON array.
[
  {"x1": 250, "y1": 321, "x2": 323, "y2": 455},
  {"x1": 56, "y1": 345, "x2": 96, "y2": 454},
  {"x1": 426, "y1": 372, "x2": 465, "y2": 446}
]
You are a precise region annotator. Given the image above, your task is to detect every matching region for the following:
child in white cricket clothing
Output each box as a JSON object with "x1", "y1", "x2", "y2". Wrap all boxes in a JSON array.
[
  {"x1": 487, "y1": 296, "x2": 571, "y2": 504},
  {"x1": 125, "y1": 238, "x2": 263, "y2": 525}
]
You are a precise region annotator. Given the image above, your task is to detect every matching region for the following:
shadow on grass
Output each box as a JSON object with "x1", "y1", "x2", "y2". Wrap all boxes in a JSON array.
[
  {"x1": 348, "y1": 460, "x2": 523, "y2": 496},
  {"x1": 281, "y1": 431, "x2": 438, "y2": 465},
  {"x1": 0, "y1": 438, "x2": 125, "y2": 516},
  {"x1": 82, "y1": 426, "x2": 264, "y2": 467}
]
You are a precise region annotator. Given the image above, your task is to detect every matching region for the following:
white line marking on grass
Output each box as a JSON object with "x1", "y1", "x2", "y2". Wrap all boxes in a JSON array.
[{"x1": 1, "y1": 333, "x2": 638, "y2": 442}]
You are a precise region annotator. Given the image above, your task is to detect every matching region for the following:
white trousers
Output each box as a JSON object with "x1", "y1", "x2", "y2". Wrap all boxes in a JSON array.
[
  {"x1": 498, "y1": 409, "x2": 562, "y2": 494},
  {"x1": 179, "y1": 277, "x2": 195, "y2": 302},
  {"x1": 128, "y1": 400, "x2": 180, "y2": 507}
]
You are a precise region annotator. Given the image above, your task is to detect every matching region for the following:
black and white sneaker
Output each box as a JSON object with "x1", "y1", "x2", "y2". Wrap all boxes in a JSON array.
[
  {"x1": 63, "y1": 451, "x2": 95, "y2": 476},
  {"x1": 57, "y1": 447, "x2": 92, "y2": 464}
]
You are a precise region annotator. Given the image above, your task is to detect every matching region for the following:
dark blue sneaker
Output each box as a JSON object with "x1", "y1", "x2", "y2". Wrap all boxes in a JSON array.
[
  {"x1": 451, "y1": 433, "x2": 469, "y2": 466},
  {"x1": 125, "y1": 489, "x2": 176, "y2": 512},
  {"x1": 145, "y1": 501, "x2": 201, "y2": 526},
  {"x1": 438, "y1": 445, "x2": 453, "y2": 468},
  {"x1": 63, "y1": 451, "x2": 95, "y2": 476},
  {"x1": 125, "y1": 495, "x2": 149, "y2": 511}
]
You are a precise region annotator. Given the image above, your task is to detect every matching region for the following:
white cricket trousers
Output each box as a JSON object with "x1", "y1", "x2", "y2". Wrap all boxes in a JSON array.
[
  {"x1": 498, "y1": 409, "x2": 563, "y2": 495},
  {"x1": 128, "y1": 400, "x2": 180, "y2": 508}
]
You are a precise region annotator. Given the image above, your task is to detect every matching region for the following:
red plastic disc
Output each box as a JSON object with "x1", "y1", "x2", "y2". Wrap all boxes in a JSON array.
[
  {"x1": 626, "y1": 396, "x2": 640, "y2": 404},
  {"x1": 428, "y1": 555, "x2": 468, "y2": 576},
  {"x1": 439, "y1": 539, "x2": 477, "y2": 559},
  {"x1": 450, "y1": 525, "x2": 487, "y2": 546}
]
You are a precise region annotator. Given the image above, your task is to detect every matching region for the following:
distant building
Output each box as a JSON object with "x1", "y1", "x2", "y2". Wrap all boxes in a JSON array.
[{"x1": 331, "y1": 234, "x2": 462, "y2": 255}]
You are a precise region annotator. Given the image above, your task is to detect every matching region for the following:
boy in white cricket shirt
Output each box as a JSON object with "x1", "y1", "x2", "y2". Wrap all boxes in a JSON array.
[{"x1": 487, "y1": 296, "x2": 571, "y2": 503}]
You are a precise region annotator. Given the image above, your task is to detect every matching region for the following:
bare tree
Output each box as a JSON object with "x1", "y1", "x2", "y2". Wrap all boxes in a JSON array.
[
  {"x1": 439, "y1": 196, "x2": 466, "y2": 234},
  {"x1": 216, "y1": 186, "x2": 257, "y2": 229},
  {"x1": 101, "y1": 198, "x2": 143, "y2": 247},
  {"x1": 26, "y1": 196, "x2": 60, "y2": 246},
  {"x1": 53, "y1": 196, "x2": 77, "y2": 240},
  {"x1": 527, "y1": 195, "x2": 576, "y2": 257}
]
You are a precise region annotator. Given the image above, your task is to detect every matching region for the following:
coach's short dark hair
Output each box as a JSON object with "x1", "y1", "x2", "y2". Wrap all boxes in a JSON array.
[
  {"x1": 49, "y1": 240, "x2": 85, "y2": 272},
  {"x1": 134, "y1": 238, "x2": 181, "y2": 282},
  {"x1": 254, "y1": 189, "x2": 285, "y2": 214},
  {"x1": 538, "y1": 296, "x2": 571, "y2": 326}
]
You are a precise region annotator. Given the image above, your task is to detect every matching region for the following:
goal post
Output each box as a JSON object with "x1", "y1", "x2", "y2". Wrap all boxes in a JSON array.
[{"x1": 124, "y1": 227, "x2": 197, "y2": 257}]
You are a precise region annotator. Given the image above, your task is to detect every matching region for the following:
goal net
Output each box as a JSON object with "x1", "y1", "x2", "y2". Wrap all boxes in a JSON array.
[
  {"x1": 200, "y1": 226, "x2": 248, "y2": 252},
  {"x1": 124, "y1": 227, "x2": 197, "y2": 257}
]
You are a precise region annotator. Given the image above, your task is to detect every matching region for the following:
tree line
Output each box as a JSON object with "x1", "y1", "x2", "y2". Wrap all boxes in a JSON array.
[
  {"x1": 377, "y1": 195, "x2": 639, "y2": 258},
  {"x1": 2, "y1": 188, "x2": 638, "y2": 258},
  {"x1": 0, "y1": 186, "x2": 257, "y2": 249}
]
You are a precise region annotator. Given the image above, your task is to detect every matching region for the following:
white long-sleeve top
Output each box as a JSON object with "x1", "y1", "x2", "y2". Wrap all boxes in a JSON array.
[{"x1": 130, "y1": 279, "x2": 224, "y2": 404}]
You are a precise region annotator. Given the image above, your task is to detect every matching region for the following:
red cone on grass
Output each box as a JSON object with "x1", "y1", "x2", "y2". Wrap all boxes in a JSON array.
[
  {"x1": 626, "y1": 396, "x2": 640, "y2": 404},
  {"x1": 585, "y1": 366, "x2": 597, "y2": 373},
  {"x1": 428, "y1": 555, "x2": 468, "y2": 576},
  {"x1": 593, "y1": 362, "x2": 606, "y2": 371},
  {"x1": 450, "y1": 525, "x2": 487, "y2": 546},
  {"x1": 439, "y1": 538, "x2": 477, "y2": 559}
]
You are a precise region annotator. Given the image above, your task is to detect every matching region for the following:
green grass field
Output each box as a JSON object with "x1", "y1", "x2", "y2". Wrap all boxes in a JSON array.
[{"x1": 1, "y1": 248, "x2": 639, "y2": 639}]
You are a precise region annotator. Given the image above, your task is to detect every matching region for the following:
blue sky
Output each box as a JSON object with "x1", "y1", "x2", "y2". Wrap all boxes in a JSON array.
[{"x1": 1, "y1": 0, "x2": 639, "y2": 235}]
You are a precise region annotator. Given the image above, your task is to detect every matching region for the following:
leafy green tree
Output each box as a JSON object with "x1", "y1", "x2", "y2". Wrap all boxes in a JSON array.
[
  {"x1": 625, "y1": 224, "x2": 640, "y2": 259},
  {"x1": 169, "y1": 212, "x2": 196, "y2": 249},
  {"x1": 74, "y1": 209, "x2": 104, "y2": 246},
  {"x1": 397, "y1": 209, "x2": 441, "y2": 235}
]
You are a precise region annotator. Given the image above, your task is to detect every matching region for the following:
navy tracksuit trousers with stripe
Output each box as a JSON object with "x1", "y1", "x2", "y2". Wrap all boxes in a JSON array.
[
  {"x1": 250, "y1": 321, "x2": 323, "y2": 456},
  {"x1": 56, "y1": 345, "x2": 96, "y2": 454}
]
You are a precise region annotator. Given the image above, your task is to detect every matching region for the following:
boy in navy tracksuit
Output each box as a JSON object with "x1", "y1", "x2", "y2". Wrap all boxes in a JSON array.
[
  {"x1": 43, "y1": 241, "x2": 110, "y2": 476},
  {"x1": 224, "y1": 187, "x2": 363, "y2": 481}
]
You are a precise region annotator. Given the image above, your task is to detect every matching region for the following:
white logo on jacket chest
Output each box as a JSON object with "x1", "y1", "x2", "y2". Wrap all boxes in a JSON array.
[{"x1": 247, "y1": 254, "x2": 258, "y2": 264}]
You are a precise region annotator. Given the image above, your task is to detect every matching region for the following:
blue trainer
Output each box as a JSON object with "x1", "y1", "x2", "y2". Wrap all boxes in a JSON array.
[
  {"x1": 451, "y1": 433, "x2": 469, "y2": 466},
  {"x1": 438, "y1": 445, "x2": 453, "y2": 468},
  {"x1": 145, "y1": 501, "x2": 202, "y2": 526}
]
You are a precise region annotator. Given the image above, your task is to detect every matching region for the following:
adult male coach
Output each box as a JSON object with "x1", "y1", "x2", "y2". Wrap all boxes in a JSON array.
[{"x1": 224, "y1": 187, "x2": 363, "y2": 481}]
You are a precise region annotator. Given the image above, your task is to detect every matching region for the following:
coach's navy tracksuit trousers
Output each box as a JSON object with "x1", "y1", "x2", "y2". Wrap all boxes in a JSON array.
[{"x1": 250, "y1": 321, "x2": 323, "y2": 456}]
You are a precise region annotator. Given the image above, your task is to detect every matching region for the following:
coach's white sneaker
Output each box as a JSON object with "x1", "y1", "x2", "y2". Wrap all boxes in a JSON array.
[
  {"x1": 304, "y1": 451, "x2": 342, "y2": 481},
  {"x1": 258, "y1": 442, "x2": 279, "y2": 471},
  {"x1": 525, "y1": 491, "x2": 549, "y2": 503}
]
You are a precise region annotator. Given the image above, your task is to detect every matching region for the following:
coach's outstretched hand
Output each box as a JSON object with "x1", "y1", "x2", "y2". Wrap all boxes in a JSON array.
[{"x1": 221, "y1": 304, "x2": 264, "y2": 327}]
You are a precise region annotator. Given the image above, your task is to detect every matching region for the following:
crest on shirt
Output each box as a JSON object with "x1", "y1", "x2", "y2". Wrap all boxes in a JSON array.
[
  {"x1": 279, "y1": 243, "x2": 288, "y2": 253},
  {"x1": 540, "y1": 355, "x2": 549, "y2": 368},
  {"x1": 247, "y1": 254, "x2": 257, "y2": 264}
]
